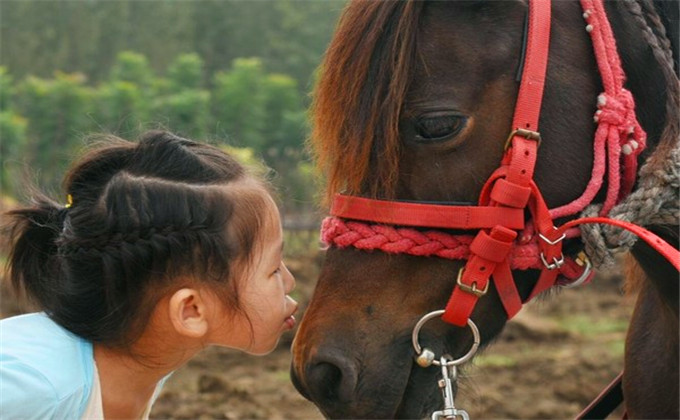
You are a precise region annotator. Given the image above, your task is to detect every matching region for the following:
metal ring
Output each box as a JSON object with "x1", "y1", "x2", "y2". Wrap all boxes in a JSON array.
[
  {"x1": 561, "y1": 254, "x2": 592, "y2": 289},
  {"x1": 411, "y1": 310, "x2": 481, "y2": 367}
]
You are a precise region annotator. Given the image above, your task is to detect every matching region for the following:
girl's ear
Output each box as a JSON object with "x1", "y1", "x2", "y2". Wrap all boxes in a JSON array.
[{"x1": 168, "y1": 288, "x2": 209, "y2": 338}]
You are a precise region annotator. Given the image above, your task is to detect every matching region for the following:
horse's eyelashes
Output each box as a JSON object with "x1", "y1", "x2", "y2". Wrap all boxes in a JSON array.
[{"x1": 414, "y1": 115, "x2": 467, "y2": 143}]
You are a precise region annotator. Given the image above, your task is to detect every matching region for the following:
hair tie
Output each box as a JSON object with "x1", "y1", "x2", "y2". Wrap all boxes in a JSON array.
[{"x1": 65, "y1": 194, "x2": 73, "y2": 209}]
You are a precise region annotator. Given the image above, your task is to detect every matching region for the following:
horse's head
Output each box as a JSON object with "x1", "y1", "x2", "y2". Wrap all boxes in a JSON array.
[{"x1": 291, "y1": 1, "x2": 671, "y2": 418}]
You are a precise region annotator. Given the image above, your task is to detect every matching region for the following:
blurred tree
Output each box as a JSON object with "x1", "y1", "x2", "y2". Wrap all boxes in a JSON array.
[
  {"x1": 2, "y1": 46, "x2": 323, "y2": 213},
  {"x1": 151, "y1": 53, "x2": 210, "y2": 139},
  {"x1": 110, "y1": 51, "x2": 154, "y2": 90},
  {"x1": 167, "y1": 53, "x2": 205, "y2": 91},
  {"x1": 93, "y1": 81, "x2": 149, "y2": 137},
  {"x1": 13, "y1": 72, "x2": 92, "y2": 191},
  {"x1": 265, "y1": 0, "x2": 346, "y2": 91},
  {"x1": 95, "y1": 51, "x2": 156, "y2": 136},
  {"x1": 0, "y1": 111, "x2": 28, "y2": 195},
  {"x1": 0, "y1": 67, "x2": 13, "y2": 111},
  {"x1": 220, "y1": 144, "x2": 267, "y2": 176},
  {"x1": 260, "y1": 73, "x2": 305, "y2": 160},
  {"x1": 212, "y1": 58, "x2": 266, "y2": 148},
  {"x1": 0, "y1": 1, "x2": 196, "y2": 81},
  {"x1": 151, "y1": 90, "x2": 210, "y2": 140},
  {"x1": 1, "y1": 0, "x2": 344, "y2": 94}
]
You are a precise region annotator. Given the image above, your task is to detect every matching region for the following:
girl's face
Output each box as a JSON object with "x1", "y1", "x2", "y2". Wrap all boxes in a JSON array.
[{"x1": 213, "y1": 194, "x2": 298, "y2": 355}]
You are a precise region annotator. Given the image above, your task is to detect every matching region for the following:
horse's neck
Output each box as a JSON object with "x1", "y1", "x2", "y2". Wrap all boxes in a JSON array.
[
  {"x1": 631, "y1": 226, "x2": 679, "y2": 315},
  {"x1": 607, "y1": 0, "x2": 679, "y2": 315}
]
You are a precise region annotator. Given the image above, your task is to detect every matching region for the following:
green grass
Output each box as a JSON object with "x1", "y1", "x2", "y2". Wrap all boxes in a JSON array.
[
  {"x1": 556, "y1": 315, "x2": 628, "y2": 337},
  {"x1": 474, "y1": 354, "x2": 518, "y2": 368},
  {"x1": 275, "y1": 370, "x2": 292, "y2": 382},
  {"x1": 605, "y1": 339, "x2": 626, "y2": 357}
]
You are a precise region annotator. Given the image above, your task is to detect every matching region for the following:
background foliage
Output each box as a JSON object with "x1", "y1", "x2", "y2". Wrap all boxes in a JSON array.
[{"x1": 0, "y1": 0, "x2": 345, "y2": 219}]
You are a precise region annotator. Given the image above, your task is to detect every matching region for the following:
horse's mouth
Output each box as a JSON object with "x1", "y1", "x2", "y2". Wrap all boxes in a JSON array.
[{"x1": 393, "y1": 360, "x2": 444, "y2": 419}]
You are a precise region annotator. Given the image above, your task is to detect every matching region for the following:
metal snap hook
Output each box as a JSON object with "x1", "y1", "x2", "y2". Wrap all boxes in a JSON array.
[{"x1": 412, "y1": 309, "x2": 481, "y2": 368}]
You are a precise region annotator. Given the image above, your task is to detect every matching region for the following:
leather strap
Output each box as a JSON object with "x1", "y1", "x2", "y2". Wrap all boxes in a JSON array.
[
  {"x1": 511, "y1": 0, "x2": 552, "y2": 133},
  {"x1": 443, "y1": 226, "x2": 517, "y2": 326},
  {"x1": 444, "y1": 0, "x2": 553, "y2": 324},
  {"x1": 575, "y1": 371, "x2": 624, "y2": 419},
  {"x1": 330, "y1": 194, "x2": 526, "y2": 230},
  {"x1": 557, "y1": 217, "x2": 680, "y2": 271}
]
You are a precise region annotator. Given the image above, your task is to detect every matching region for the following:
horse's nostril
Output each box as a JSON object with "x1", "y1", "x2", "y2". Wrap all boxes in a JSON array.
[
  {"x1": 309, "y1": 362, "x2": 342, "y2": 401},
  {"x1": 303, "y1": 353, "x2": 358, "y2": 405}
]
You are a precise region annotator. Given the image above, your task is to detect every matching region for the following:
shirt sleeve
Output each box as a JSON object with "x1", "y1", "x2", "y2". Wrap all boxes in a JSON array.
[{"x1": 1, "y1": 358, "x2": 62, "y2": 419}]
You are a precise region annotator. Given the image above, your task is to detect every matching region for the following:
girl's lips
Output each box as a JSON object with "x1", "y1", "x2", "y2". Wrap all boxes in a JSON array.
[
  {"x1": 284, "y1": 314, "x2": 297, "y2": 330},
  {"x1": 284, "y1": 303, "x2": 299, "y2": 330}
]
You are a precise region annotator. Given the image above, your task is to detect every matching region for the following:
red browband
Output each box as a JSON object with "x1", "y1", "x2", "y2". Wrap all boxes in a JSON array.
[{"x1": 321, "y1": 0, "x2": 680, "y2": 327}]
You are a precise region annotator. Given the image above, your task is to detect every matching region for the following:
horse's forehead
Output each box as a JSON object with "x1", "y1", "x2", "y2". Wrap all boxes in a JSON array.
[
  {"x1": 409, "y1": 2, "x2": 526, "y2": 104},
  {"x1": 421, "y1": 1, "x2": 526, "y2": 36}
]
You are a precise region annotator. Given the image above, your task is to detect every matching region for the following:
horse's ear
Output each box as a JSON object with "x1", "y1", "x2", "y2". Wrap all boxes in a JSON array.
[{"x1": 653, "y1": 0, "x2": 679, "y2": 76}]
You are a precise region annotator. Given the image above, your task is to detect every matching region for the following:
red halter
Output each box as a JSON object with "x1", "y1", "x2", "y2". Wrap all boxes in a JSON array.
[{"x1": 321, "y1": 0, "x2": 680, "y2": 327}]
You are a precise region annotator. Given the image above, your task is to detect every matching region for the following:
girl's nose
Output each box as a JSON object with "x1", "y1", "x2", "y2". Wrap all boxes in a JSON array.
[{"x1": 282, "y1": 262, "x2": 296, "y2": 293}]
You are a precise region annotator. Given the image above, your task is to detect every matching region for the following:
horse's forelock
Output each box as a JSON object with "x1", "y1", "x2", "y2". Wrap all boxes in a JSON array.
[{"x1": 311, "y1": 0, "x2": 425, "y2": 205}]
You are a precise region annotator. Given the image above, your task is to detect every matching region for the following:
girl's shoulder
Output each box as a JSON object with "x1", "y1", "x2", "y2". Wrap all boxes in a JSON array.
[{"x1": 0, "y1": 313, "x2": 95, "y2": 418}]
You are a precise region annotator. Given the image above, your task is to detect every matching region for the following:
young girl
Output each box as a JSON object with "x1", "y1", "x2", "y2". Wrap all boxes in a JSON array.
[{"x1": 0, "y1": 130, "x2": 298, "y2": 419}]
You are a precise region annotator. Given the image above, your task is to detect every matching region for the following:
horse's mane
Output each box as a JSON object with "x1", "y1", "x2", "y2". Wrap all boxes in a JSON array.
[
  {"x1": 623, "y1": 0, "x2": 679, "y2": 171},
  {"x1": 310, "y1": 1, "x2": 425, "y2": 204}
]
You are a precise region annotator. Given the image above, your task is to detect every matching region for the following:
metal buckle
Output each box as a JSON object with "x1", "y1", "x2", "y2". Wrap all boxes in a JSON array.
[
  {"x1": 539, "y1": 227, "x2": 566, "y2": 270},
  {"x1": 504, "y1": 128, "x2": 541, "y2": 151},
  {"x1": 540, "y1": 252, "x2": 565, "y2": 270},
  {"x1": 456, "y1": 267, "x2": 489, "y2": 297}
]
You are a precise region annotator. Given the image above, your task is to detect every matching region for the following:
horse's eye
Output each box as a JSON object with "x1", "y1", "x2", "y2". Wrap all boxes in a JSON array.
[{"x1": 415, "y1": 115, "x2": 467, "y2": 142}]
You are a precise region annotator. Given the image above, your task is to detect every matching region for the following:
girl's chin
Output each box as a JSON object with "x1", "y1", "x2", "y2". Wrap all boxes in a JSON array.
[
  {"x1": 243, "y1": 344, "x2": 275, "y2": 356},
  {"x1": 246, "y1": 336, "x2": 283, "y2": 356}
]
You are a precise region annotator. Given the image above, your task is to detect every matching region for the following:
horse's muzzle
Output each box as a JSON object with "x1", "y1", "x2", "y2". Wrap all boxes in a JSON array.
[{"x1": 290, "y1": 346, "x2": 359, "y2": 408}]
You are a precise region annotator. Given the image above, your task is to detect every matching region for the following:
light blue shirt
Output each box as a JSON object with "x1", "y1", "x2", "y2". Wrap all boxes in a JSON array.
[{"x1": 1, "y1": 312, "x2": 96, "y2": 419}]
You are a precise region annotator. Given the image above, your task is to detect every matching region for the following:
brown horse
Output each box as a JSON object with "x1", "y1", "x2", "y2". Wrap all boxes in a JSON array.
[{"x1": 291, "y1": 0, "x2": 678, "y2": 419}]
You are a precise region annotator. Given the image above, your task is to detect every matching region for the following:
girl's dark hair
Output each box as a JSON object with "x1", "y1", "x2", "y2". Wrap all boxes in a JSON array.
[{"x1": 4, "y1": 130, "x2": 272, "y2": 348}]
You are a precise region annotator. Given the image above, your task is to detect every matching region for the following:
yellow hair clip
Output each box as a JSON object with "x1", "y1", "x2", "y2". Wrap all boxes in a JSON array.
[{"x1": 65, "y1": 194, "x2": 73, "y2": 209}]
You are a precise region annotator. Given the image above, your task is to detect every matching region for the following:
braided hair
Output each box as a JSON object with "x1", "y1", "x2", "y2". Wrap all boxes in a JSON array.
[{"x1": 4, "y1": 131, "x2": 272, "y2": 348}]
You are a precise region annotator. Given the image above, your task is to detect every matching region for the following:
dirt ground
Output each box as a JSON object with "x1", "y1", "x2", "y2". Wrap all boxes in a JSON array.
[
  {"x1": 148, "y1": 253, "x2": 634, "y2": 420},
  {"x1": 0, "y1": 249, "x2": 633, "y2": 420}
]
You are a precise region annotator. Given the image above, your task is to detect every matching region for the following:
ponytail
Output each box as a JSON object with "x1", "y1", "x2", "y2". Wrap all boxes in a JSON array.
[{"x1": 5, "y1": 194, "x2": 68, "y2": 312}]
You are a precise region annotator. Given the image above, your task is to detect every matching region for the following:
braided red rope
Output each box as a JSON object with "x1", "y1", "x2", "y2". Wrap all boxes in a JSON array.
[
  {"x1": 549, "y1": 0, "x2": 646, "y2": 219},
  {"x1": 322, "y1": 217, "x2": 543, "y2": 270}
]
